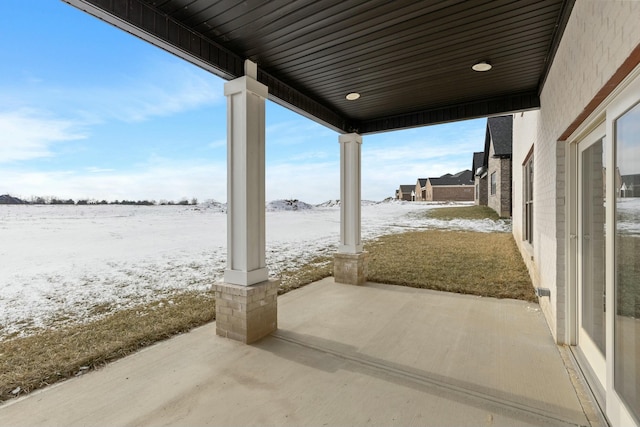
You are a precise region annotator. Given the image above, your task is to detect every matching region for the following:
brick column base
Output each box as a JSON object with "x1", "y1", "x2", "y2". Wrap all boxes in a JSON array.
[
  {"x1": 334, "y1": 252, "x2": 367, "y2": 286},
  {"x1": 212, "y1": 279, "x2": 279, "y2": 344}
]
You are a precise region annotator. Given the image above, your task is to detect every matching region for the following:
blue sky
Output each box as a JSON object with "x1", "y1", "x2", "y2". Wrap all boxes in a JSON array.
[{"x1": 0, "y1": 1, "x2": 486, "y2": 204}]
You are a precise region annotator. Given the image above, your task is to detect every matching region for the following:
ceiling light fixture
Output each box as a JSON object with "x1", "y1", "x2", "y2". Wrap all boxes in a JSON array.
[
  {"x1": 472, "y1": 61, "x2": 492, "y2": 72},
  {"x1": 346, "y1": 92, "x2": 361, "y2": 100}
]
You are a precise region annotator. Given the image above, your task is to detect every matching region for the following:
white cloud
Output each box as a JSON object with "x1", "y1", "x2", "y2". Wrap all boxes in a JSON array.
[
  {"x1": 67, "y1": 62, "x2": 223, "y2": 124},
  {"x1": 0, "y1": 159, "x2": 227, "y2": 203},
  {"x1": 0, "y1": 109, "x2": 87, "y2": 163},
  {"x1": 3, "y1": 59, "x2": 223, "y2": 127},
  {"x1": 266, "y1": 118, "x2": 336, "y2": 146},
  {"x1": 266, "y1": 160, "x2": 339, "y2": 204},
  {"x1": 84, "y1": 167, "x2": 116, "y2": 173}
]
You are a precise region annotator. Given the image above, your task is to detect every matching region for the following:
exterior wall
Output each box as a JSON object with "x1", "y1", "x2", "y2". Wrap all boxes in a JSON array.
[
  {"x1": 513, "y1": 110, "x2": 550, "y2": 328},
  {"x1": 432, "y1": 186, "x2": 474, "y2": 202},
  {"x1": 475, "y1": 175, "x2": 488, "y2": 206},
  {"x1": 414, "y1": 182, "x2": 425, "y2": 201},
  {"x1": 512, "y1": 0, "x2": 640, "y2": 343},
  {"x1": 487, "y1": 142, "x2": 512, "y2": 218},
  {"x1": 425, "y1": 181, "x2": 433, "y2": 201},
  {"x1": 398, "y1": 188, "x2": 412, "y2": 201}
]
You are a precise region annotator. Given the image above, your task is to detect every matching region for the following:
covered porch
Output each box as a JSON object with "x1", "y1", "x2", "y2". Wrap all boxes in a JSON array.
[
  {"x1": 59, "y1": 0, "x2": 575, "y2": 343},
  {"x1": 0, "y1": 277, "x2": 603, "y2": 426}
]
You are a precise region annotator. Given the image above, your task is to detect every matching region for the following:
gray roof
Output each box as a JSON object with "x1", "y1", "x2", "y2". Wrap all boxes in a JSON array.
[
  {"x1": 484, "y1": 115, "x2": 513, "y2": 159},
  {"x1": 622, "y1": 174, "x2": 640, "y2": 185},
  {"x1": 417, "y1": 178, "x2": 427, "y2": 188},
  {"x1": 472, "y1": 152, "x2": 485, "y2": 175},
  {"x1": 429, "y1": 170, "x2": 474, "y2": 186},
  {"x1": 399, "y1": 185, "x2": 415, "y2": 193}
]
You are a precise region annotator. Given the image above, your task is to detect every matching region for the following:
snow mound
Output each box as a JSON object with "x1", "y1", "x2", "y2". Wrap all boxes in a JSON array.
[
  {"x1": 267, "y1": 199, "x2": 314, "y2": 211},
  {"x1": 316, "y1": 199, "x2": 340, "y2": 208},
  {"x1": 0, "y1": 194, "x2": 26, "y2": 204},
  {"x1": 379, "y1": 198, "x2": 410, "y2": 205},
  {"x1": 196, "y1": 200, "x2": 227, "y2": 213},
  {"x1": 315, "y1": 199, "x2": 379, "y2": 208}
]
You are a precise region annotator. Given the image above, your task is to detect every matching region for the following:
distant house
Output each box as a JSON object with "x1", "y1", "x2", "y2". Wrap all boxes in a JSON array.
[
  {"x1": 397, "y1": 185, "x2": 415, "y2": 201},
  {"x1": 414, "y1": 178, "x2": 427, "y2": 201},
  {"x1": 424, "y1": 170, "x2": 474, "y2": 201},
  {"x1": 483, "y1": 116, "x2": 513, "y2": 217},
  {"x1": 620, "y1": 173, "x2": 640, "y2": 197},
  {"x1": 472, "y1": 151, "x2": 488, "y2": 206}
]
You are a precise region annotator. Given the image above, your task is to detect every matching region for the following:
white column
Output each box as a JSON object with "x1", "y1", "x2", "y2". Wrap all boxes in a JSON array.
[
  {"x1": 223, "y1": 60, "x2": 269, "y2": 286},
  {"x1": 338, "y1": 133, "x2": 363, "y2": 254}
]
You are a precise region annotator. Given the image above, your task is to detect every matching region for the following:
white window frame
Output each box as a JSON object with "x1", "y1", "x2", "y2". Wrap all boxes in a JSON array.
[
  {"x1": 523, "y1": 151, "x2": 534, "y2": 245},
  {"x1": 565, "y1": 65, "x2": 640, "y2": 427}
]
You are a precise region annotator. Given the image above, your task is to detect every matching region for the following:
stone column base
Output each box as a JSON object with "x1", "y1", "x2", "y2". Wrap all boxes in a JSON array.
[
  {"x1": 212, "y1": 279, "x2": 279, "y2": 344},
  {"x1": 334, "y1": 251, "x2": 368, "y2": 286}
]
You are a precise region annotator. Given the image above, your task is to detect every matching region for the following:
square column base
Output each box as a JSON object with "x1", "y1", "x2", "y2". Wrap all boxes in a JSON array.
[
  {"x1": 212, "y1": 279, "x2": 279, "y2": 344},
  {"x1": 334, "y1": 252, "x2": 368, "y2": 286}
]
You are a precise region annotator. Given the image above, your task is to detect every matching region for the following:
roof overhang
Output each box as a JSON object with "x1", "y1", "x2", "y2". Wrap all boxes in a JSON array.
[{"x1": 62, "y1": 0, "x2": 575, "y2": 134}]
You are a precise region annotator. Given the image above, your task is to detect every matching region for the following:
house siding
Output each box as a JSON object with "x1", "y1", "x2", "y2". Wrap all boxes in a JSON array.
[
  {"x1": 512, "y1": 0, "x2": 640, "y2": 344},
  {"x1": 487, "y1": 143, "x2": 512, "y2": 218},
  {"x1": 431, "y1": 186, "x2": 474, "y2": 202},
  {"x1": 397, "y1": 186, "x2": 414, "y2": 201},
  {"x1": 414, "y1": 180, "x2": 427, "y2": 201},
  {"x1": 475, "y1": 175, "x2": 488, "y2": 206}
]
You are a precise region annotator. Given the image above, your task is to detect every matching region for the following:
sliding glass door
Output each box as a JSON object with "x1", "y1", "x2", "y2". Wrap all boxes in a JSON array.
[{"x1": 577, "y1": 125, "x2": 607, "y2": 392}]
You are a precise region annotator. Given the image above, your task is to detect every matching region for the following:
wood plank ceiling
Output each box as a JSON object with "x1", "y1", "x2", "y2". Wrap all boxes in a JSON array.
[{"x1": 64, "y1": 0, "x2": 574, "y2": 134}]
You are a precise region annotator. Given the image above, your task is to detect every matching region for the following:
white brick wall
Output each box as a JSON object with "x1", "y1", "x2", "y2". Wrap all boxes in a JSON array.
[{"x1": 512, "y1": 0, "x2": 640, "y2": 342}]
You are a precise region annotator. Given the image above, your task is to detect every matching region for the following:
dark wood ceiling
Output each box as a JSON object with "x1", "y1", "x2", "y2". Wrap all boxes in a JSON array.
[{"x1": 64, "y1": 0, "x2": 574, "y2": 134}]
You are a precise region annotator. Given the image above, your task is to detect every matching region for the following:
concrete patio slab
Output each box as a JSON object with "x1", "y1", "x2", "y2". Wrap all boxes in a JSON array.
[{"x1": 0, "y1": 278, "x2": 600, "y2": 426}]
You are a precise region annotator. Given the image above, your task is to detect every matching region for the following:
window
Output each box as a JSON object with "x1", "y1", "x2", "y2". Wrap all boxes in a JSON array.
[
  {"x1": 524, "y1": 153, "x2": 534, "y2": 244},
  {"x1": 490, "y1": 172, "x2": 497, "y2": 195}
]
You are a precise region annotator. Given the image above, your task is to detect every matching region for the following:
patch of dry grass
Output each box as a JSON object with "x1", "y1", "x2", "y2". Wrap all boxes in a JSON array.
[
  {"x1": 0, "y1": 291, "x2": 215, "y2": 402},
  {"x1": 366, "y1": 230, "x2": 536, "y2": 302},
  {"x1": 278, "y1": 255, "x2": 333, "y2": 294},
  {"x1": 426, "y1": 205, "x2": 501, "y2": 220}
]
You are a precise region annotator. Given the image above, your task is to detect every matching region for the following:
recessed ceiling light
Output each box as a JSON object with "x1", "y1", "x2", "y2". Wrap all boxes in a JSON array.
[
  {"x1": 346, "y1": 92, "x2": 360, "y2": 100},
  {"x1": 472, "y1": 61, "x2": 492, "y2": 72}
]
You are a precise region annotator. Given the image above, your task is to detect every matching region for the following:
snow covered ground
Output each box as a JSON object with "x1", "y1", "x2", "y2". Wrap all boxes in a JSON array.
[
  {"x1": 0, "y1": 201, "x2": 510, "y2": 339},
  {"x1": 617, "y1": 197, "x2": 640, "y2": 235}
]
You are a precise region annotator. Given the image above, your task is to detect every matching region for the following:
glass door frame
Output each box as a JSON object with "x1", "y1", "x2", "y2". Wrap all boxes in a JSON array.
[
  {"x1": 605, "y1": 71, "x2": 640, "y2": 427},
  {"x1": 567, "y1": 67, "x2": 640, "y2": 427}
]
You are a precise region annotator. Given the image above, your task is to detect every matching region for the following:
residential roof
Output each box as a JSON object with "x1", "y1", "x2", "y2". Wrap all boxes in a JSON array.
[
  {"x1": 484, "y1": 115, "x2": 514, "y2": 159},
  {"x1": 472, "y1": 152, "x2": 485, "y2": 176},
  {"x1": 429, "y1": 170, "x2": 473, "y2": 186},
  {"x1": 67, "y1": 0, "x2": 575, "y2": 134},
  {"x1": 417, "y1": 178, "x2": 427, "y2": 188},
  {"x1": 621, "y1": 174, "x2": 640, "y2": 185},
  {"x1": 399, "y1": 185, "x2": 415, "y2": 193}
]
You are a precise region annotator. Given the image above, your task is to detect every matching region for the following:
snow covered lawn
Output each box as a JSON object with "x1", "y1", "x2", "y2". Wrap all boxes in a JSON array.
[{"x1": 0, "y1": 201, "x2": 510, "y2": 339}]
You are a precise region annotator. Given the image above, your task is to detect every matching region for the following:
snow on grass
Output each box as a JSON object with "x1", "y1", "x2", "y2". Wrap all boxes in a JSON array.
[
  {"x1": 617, "y1": 197, "x2": 640, "y2": 235},
  {"x1": 0, "y1": 201, "x2": 509, "y2": 339}
]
